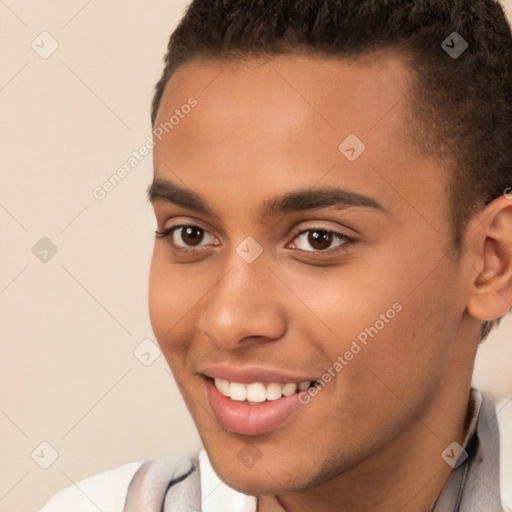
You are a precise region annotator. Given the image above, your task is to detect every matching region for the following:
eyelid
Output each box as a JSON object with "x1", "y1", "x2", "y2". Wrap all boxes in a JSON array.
[
  {"x1": 155, "y1": 213, "x2": 231, "y2": 240},
  {"x1": 156, "y1": 216, "x2": 219, "y2": 238},
  {"x1": 288, "y1": 220, "x2": 358, "y2": 239}
]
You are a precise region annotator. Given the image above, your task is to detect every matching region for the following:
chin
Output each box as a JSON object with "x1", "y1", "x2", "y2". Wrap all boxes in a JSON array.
[
  {"x1": 222, "y1": 467, "x2": 306, "y2": 496},
  {"x1": 203, "y1": 439, "x2": 330, "y2": 495}
]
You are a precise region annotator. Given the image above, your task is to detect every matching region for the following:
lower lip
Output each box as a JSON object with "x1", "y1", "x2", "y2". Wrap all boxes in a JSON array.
[{"x1": 204, "y1": 378, "x2": 306, "y2": 436}]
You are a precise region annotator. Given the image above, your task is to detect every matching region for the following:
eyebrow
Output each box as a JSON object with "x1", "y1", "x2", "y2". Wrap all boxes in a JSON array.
[{"x1": 147, "y1": 177, "x2": 387, "y2": 218}]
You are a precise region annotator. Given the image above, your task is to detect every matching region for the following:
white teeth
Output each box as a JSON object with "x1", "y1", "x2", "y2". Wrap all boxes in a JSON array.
[
  {"x1": 229, "y1": 382, "x2": 247, "y2": 401},
  {"x1": 214, "y1": 378, "x2": 230, "y2": 396},
  {"x1": 266, "y1": 382, "x2": 283, "y2": 401},
  {"x1": 246, "y1": 382, "x2": 267, "y2": 403},
  {"x1": 213, "y1": 379, "x2": 311, "y2": 402},
  {"x1": 298, "y1": 381, "x2": 310, "y2": 391},
  {"x1": 282, "y1": 383, "x2": 297, "y2": 397}
]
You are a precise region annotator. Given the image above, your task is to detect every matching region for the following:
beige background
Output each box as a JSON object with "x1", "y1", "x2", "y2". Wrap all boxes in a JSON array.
[{"x1": 0, "y1": 1, "x2": 511, "y2": 511}]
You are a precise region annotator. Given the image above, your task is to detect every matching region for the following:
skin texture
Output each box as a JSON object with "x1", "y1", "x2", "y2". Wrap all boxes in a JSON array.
[{"x1": 148, "y1": 54, "x2": 512, "y2": 512}]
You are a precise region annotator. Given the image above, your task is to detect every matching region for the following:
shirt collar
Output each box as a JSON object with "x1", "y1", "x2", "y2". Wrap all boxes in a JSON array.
[
  {"x1": 199, "y1": 450, "x2": 257, "y2": 512},
  {"x1": 462, "y1": 388, "x2": 483, "y2": 449}
]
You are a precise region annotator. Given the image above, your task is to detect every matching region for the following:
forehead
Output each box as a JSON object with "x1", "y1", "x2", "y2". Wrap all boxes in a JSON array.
[
  {"x1": 156, "y1": 51, "x2": 415, "y2": 139},
  {"x1": 153, "y1": 53, "x2": 448, "y2": 227}
]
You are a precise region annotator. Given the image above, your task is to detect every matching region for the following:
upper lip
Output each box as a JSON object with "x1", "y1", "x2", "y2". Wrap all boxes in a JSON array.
[{"x1": 199, "y1": 364, "x2": 317, "y2": 384}]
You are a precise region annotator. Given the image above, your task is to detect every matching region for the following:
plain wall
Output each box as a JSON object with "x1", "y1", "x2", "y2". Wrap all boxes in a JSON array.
[{"x1": 0, "y1": 2, "x2": 511, "y2": 511}]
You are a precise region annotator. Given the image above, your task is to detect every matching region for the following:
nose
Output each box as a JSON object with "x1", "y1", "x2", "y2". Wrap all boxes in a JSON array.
[{"x1": 198, "y1": 255, "x2": 287, "y2": 349}]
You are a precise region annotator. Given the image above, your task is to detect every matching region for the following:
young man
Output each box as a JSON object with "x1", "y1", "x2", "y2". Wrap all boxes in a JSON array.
[{"x1": 40, "y1": 0, "x2": 512, "y2": 511}]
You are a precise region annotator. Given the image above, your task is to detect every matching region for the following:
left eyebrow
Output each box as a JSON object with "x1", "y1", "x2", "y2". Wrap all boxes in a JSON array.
[
  {"x1": 259, "y1": 186, "x2": 387, "y2": 217},
  {"x1": 147, "y1": 177, "x2": 387, "y2": 217}
]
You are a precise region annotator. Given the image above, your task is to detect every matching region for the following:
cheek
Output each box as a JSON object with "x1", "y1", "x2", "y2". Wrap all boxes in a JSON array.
[
  {"x1": 148, "y1": 251, "x2": 173, "y2": 341},
  {"x1": 302, "y1": 248, "x2": 461, "y2": 394},
  {"x1": 285, "y1": 263, "x2": 404, "y2": 353},
  {"x1": 148, "y1": 248, "x2": 204, "y2": 351},
  {"x1": 344, "y1": 272, "x2": 462, "y2": 408}
]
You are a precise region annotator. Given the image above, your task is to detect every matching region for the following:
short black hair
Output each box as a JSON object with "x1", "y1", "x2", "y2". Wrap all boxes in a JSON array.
[{"x1": 151, "y1": 0, "x2": 512, "y2": 342}]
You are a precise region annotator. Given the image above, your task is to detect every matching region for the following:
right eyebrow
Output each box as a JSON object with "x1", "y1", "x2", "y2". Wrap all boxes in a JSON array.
[{"x1": 147, "y1": 178, "x2": 218, "y2": 218}]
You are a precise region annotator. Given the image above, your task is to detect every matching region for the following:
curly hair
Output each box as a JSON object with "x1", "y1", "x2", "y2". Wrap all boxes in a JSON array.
[{"x1": 151, "y1": 0, "x2": 512, "y2": 342}]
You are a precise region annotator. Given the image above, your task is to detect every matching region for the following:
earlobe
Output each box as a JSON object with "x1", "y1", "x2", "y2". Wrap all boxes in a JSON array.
[{"x1": 466, "y1": 195, "x2": 512, "y2": 321}]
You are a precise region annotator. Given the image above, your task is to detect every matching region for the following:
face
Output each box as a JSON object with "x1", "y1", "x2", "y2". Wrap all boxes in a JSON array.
[{"x1": 148, "y1": 53, "x2": 472, "y2": 494}]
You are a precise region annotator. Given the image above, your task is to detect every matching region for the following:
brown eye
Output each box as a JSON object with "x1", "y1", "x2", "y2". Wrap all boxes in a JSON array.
[
  {"x1": 159, "y1": 224, "x2": 219, "y2": 251},
  {"x1": 155, "y1": 224, "x2": 218, "y2": 251},
  {"x1": 308, "y1": 230, "x2": 333, "y2": 250},
  {"x1": 179, "y1": 226, "x2": 205, "y2": 246},
  {"x1": 292, "y1": 228, "x2": 352, "y2": 253}
]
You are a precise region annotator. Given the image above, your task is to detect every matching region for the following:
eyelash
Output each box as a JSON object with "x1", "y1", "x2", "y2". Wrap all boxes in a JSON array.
[{"x1": 155, "y1": 224, "x2": 355, "y2": 257}]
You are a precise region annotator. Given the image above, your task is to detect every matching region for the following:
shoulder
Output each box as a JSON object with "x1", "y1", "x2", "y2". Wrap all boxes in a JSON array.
[
  {"x1": 38, "y1": 461, "x2": 144, "y2": 512},
  {"x1": 38, "y1": 454, "x2": 198, "y2": 512},
  {"x1": 475, "y1": 391, "x2": 512, "y2": 507},
  {"x1": 494, "y1": 395, "x2": 512, "y2": 505}
]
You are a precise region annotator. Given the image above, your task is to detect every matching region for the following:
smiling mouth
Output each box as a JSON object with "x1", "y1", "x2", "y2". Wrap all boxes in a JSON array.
[
  {"x1": 212, "y1": 377, "x2": 318, "y2": 404},
  {"x1": 204, "y1": 376, "x2": 319, "y2": 435}
]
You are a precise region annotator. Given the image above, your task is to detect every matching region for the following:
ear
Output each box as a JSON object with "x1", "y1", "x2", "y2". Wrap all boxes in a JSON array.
[{"x1": 466, "y1": 194, "x2": 512, "y2": 321}]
